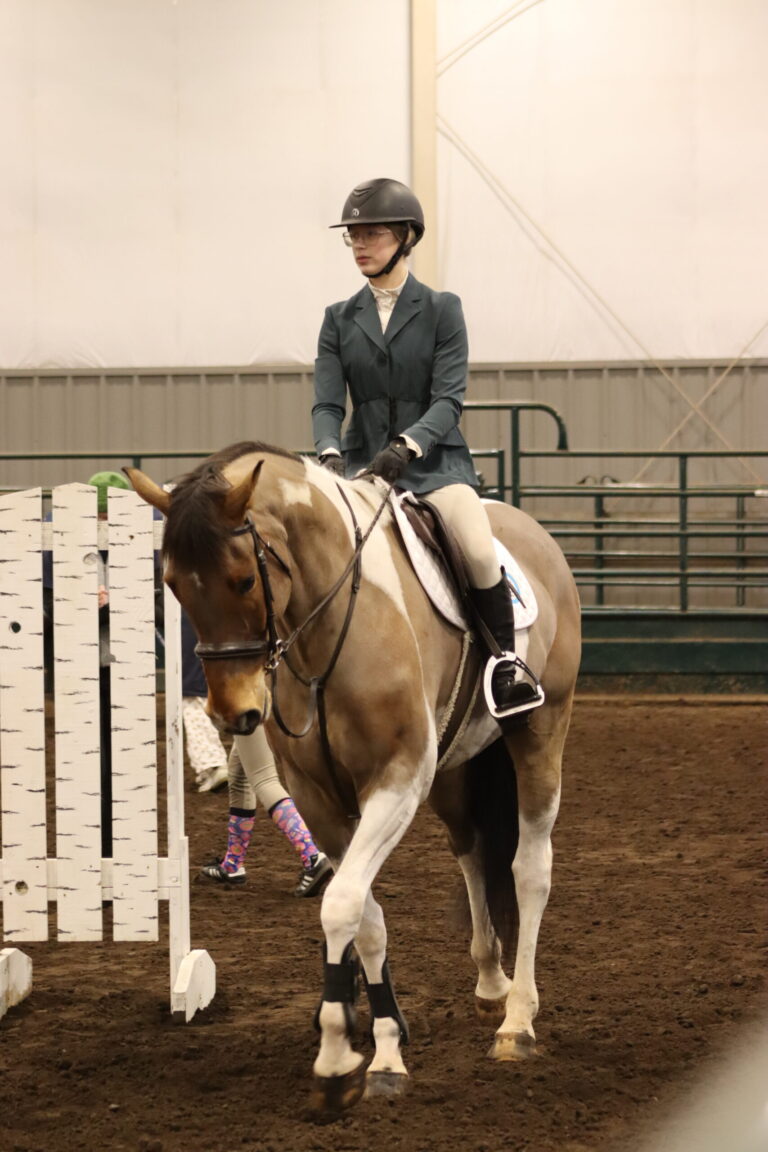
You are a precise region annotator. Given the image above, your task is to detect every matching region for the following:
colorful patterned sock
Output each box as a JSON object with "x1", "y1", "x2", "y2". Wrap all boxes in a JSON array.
[
  {"x1": 269, "y1": 797, "x2": 318, "y2": 869},
  {"x1": 221, "y1": 808, "x2": 256, "y2": 874}
]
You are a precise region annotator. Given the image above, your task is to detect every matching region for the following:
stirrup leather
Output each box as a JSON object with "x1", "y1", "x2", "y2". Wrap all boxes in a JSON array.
[{"x1": 482, "y1": 653, "x2": 546, "y2": 720}]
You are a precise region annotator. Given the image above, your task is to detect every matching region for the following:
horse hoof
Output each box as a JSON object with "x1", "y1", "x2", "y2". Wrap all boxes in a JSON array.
[
  {"x1": 309, "y1": 1061, "x2": 367, "y2": 1117},
  {"x1": 475, "y1": 994, "x2": 508, "y2": 1025},
  {"x1": 486, "y1": 1030, "x2": 536, "y2": 1062},
  {"x1": 365, "y1": 1070, "x2": 409, "y2": 1099}
]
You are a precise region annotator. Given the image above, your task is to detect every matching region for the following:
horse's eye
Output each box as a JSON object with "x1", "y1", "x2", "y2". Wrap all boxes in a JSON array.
[{"x1": 237, "y1": 576, "x2": 256, "y2": 596}]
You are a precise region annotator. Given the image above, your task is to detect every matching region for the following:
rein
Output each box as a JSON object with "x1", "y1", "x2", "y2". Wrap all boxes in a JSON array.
[{"x1": 195, "y1": 477, "x2": 394, "y2": 819}]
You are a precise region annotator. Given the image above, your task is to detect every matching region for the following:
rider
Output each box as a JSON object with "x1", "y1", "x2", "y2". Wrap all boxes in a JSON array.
[{"x1": 312, "y1": 177, "x2": 542, "y2": 719}]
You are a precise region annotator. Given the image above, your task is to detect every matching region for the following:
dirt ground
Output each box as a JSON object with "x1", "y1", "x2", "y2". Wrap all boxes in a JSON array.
[{"x1": 1, "y1": 699, "x2": 765, "y2": 1152}]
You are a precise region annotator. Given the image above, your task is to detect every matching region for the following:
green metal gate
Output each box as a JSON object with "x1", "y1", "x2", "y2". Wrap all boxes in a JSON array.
[{"x1": 465, "y1": 401, "x2": 768, "y2": 693}]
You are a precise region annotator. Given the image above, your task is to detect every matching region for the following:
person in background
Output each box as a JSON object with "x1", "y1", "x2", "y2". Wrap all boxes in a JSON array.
[
  {"x1": 201, "y1": 727, "x2": 332, "y2": 898},
  {"x1": 181, "y1": 608, "x2": 229, "y2": 793}
]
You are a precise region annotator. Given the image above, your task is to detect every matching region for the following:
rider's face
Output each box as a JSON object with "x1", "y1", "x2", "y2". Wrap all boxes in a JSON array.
[{"x1": 346, "y1": 224, "x2": 400, "y2": 277}]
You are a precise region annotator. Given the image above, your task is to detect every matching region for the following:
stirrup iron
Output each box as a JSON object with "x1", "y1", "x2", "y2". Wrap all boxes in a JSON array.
[{"x1": 482, "y1": 653, "x2": 545, "y2": 720}]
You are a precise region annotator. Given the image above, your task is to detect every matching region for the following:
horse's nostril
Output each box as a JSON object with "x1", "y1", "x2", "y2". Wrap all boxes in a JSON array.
[{"x1": 235, "y1": 709, "x2": 261, "y2": 735}]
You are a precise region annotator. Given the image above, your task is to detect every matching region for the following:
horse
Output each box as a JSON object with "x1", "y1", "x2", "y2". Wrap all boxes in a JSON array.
[{"x1": 127, "y1": 441, "x2": 581, "y2": 1114}]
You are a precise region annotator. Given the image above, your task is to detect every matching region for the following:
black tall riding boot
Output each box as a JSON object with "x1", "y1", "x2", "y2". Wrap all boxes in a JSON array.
[{"x1": 470, "y1": 575, "x2": 543, "y2": 718}]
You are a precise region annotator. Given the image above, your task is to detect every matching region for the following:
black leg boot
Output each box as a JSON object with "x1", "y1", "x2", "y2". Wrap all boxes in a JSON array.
[{"x1": 470, "y1": 575, "x2": 544, "y2": 719}]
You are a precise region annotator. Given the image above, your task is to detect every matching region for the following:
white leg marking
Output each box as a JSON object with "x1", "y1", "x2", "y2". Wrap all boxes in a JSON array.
[
  {"x1": 314, "y1": 777, "x2": 428, "y2": 1080},
  {"x1": 501, "y1": 789, "x2": 561, "y2": 1039},
  {"x1": 355, "y1": 891, "x2": 408, "y2": 1076},
  {"x1": 369, "y1": 1018, "x2": 408, "y2": 1076},
  {"x1": 457, "y1": 848, "x2": 512, "y2": 1002},
  {"x1": 355, "y1": 889, "x2": 387, "y2": 983},
  {"x1": 314, "y1": 1001, "x2": 363, "y2": 1079}
]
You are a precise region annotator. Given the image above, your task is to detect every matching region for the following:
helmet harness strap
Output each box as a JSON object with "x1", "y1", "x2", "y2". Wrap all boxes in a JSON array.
[{"x1": 368, "y1": 228, "x2": 410, "y2": 280}]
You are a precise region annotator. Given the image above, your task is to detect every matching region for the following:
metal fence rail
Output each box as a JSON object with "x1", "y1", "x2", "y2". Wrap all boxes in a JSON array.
[
  {"x1": 1, "y1": 406, "x2": 766, "y2": 616},
  {"x1": 3, "y1": 359, "x2": 766, "y2": 491},
  {"x1": 520, "y1": 452, "x2": 766, "y2": 612},
  {"x1": 463, "y1": 401, "x2": 768, "y2": 613}
]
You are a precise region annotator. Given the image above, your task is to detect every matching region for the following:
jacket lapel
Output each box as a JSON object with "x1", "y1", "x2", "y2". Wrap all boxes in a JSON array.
[
  {"x1": 354, "y1": 288, "x2": 387, "y2": 352},
  {"x1": 384, "y1": 274, "x2": 423, "y2": 344}
]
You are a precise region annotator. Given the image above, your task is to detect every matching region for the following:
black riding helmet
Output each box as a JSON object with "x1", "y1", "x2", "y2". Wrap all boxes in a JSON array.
[{"x1": 331, "y1": 178, "x2": 425, "y2": 278}]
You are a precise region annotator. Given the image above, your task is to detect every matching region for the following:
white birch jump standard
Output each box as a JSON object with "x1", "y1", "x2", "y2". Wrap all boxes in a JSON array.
[{"x1": 0, "y1": 485, "x2": 215, "y2": 1023}]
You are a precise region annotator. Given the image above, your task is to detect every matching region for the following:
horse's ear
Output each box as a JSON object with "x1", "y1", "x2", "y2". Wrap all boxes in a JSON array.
[
  {"x1": 124, "y1": 467, "x2": 172, "y2": 516},
  {"x1": 225, "y1": 460, "x2": 264, "y2": 522}
]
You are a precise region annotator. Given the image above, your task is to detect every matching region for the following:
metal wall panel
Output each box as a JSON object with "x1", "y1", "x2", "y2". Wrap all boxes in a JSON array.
[
  {"x1": 1, "y1": 363, "x2": 764, "y2": 615},
  {"x1": 1, "y1": 361, "x2": 765, "y2": 492},
  {"x1": 462, "y1": 361, "x2": 768, "y2": 489}
]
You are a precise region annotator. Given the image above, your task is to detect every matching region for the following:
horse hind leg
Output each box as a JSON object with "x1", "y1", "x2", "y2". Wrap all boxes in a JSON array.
[
  {"x1": 457, "y1": 845, "x2": 512, "y2": 1026},
  {"x1": 431, "y1": 742, "x2": 516, "y2": 1027},
  {"x1": 489, "y1": 720, "x2": 564, "y2": 1062}
]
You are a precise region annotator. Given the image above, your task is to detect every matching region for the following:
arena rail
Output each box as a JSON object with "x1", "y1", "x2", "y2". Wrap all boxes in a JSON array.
[
  {"x1": 0, "y1": 485, "x2": 216, "y2": 1023},
  {"x1": 0, "y1": 446, "x2": 508, "y2": 505},
  {"x1": 0, "y1": 420, "x2": 765, "y2": 687}
]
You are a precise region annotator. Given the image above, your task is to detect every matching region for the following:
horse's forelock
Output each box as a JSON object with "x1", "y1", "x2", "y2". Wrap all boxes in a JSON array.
[
  {"x1": 162, "y1": 442, "x2": 303, "y2": 571},
  {"x1": 163, "y1": 465, "x2": 230, "y2": 571}
]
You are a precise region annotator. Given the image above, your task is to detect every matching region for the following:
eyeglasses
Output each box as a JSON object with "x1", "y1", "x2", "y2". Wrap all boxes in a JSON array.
[{"x1": 342, "y1": 227, "x2": 394, "y2": 248}]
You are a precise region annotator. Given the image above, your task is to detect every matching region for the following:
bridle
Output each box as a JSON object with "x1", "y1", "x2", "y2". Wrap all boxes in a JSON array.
[
  {"x1": 194, "y1": 480, "x2": 390, "y2": 675},
  {"x1": 194, "y1": 526, "x2": 289, "y2": 666},
  {"x1": 194, "y1": 479, "x2": 394, "y2": 818}
]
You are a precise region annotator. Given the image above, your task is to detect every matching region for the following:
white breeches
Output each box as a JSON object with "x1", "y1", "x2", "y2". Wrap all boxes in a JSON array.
[{"x1": 423, "y1": 483, "x2": 500, "y2": 590}]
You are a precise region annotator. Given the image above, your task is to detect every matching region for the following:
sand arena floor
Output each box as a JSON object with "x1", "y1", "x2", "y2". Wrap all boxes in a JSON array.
[{"x1": 0, "y1": 698, "x2": 765, "y2": 1152}]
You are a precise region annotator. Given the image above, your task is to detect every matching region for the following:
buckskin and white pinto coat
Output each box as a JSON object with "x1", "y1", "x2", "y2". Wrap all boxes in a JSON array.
[{"x1": 128, "y1": 444, "x2": 581, "y2": 1113}]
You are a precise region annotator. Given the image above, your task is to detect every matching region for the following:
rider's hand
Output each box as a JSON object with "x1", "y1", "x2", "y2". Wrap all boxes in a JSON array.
[
  {"x1": 370, "y1": 439, "x2": 415, "y2": 484},
  {"x1": 319, "y1": 452, "x2": 345, "y2": 477}
]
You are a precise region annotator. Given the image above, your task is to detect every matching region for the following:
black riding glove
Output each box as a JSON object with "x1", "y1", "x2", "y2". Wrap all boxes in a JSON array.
[
  {"x1": 370, "y1": 439, "x2": 415, "y2": 483},
  {"x1": 319, "y1": 452, "x2": 345, "y2": 477}
]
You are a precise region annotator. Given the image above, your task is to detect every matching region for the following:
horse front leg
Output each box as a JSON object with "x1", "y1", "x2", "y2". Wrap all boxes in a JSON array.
[
  {"x1": 489, "y1": 722, "x2": 564, "y2": 1061},
  {"x1": 356, "y1": 890, "x2": 410, "y2": 1096},
  {"x1": 311, "y1": 780, "x2": 422, "y2": 1115}
]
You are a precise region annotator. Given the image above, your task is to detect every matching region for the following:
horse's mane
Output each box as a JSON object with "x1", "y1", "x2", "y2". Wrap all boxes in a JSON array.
[{"x1": 163, "y1": 441, "x2": 301, "y2": 571}]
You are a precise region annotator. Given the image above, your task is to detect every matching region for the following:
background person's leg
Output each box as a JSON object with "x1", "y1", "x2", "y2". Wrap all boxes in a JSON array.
[{"x1": 181, "y1": 696, "x2": 228, "y2": 792}]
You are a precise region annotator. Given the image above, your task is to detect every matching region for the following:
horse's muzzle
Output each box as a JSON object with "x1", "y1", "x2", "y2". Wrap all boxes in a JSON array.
[{"x1": 232, "y1": 708, "x2": 262, "y2": 736}]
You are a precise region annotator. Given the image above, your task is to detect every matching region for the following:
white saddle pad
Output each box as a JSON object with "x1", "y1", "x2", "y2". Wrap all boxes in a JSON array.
[{"x1": 392, "y1": 492, "x2": 538, "y2": 633}]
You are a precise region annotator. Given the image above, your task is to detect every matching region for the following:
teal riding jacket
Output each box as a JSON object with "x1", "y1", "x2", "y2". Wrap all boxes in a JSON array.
[{"x1": 312, "y1": 273, "x2": 478, "y2": 494}]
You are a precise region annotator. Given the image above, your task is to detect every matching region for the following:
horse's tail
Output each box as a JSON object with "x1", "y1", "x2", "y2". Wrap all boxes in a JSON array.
[{"x1": 466, "y1": 738, "x2": 519, "y2": 957}]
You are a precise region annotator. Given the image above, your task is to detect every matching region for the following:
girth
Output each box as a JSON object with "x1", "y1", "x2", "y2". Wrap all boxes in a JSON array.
[{"x1": 435, "y1": 631, "x2": 483, "y2": 768}]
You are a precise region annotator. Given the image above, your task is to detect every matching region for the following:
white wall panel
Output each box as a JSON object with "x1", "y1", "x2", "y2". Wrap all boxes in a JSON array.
[
  {"x1": 0, "y1": 0, "x2": 410, "y2": 368},
  {"x1": 1, "y1": 1, "x2": 766, "y2": 367},
  {"x1": 437, "y1": 0, "x2": 768, "y2": 361}
]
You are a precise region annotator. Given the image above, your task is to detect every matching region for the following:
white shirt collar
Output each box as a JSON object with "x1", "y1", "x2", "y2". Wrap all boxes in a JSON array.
[{"x1": 368, "y1": 272, "x2": 408, "y2": 301}]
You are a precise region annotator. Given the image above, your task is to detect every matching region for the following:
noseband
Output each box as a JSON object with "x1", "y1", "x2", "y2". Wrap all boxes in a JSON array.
[
  {"x1": 194, "y1": 522, "x2": 288, "y2": 666},
  {"x1": 194, "y1": 482, "x2": 376, "y2": 674}
]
